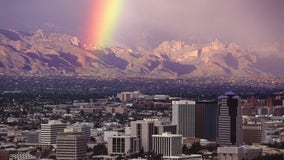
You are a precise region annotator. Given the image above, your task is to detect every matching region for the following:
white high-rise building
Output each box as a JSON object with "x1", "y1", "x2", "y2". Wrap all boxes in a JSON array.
[
  {"x1": 130, "y1": 119, "x2": 157, "y2": 152},
  {"x1": 152, "y1": 132, "x2": 182, "y2": 157},
  {"x1": 41, "y1": 120, "x2": 66, "y2": 145},
  {"x1": 217, "y1": 91, "x2": 242, "y2": 146},
  {"x1": 172, "y1": 100, "x2": 195, "y2": 137}
]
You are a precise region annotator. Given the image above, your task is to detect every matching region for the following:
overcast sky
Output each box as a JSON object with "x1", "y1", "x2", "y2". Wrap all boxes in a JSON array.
[{"x1": 1, "y1": 0, "x2": 284, "y2": 48}]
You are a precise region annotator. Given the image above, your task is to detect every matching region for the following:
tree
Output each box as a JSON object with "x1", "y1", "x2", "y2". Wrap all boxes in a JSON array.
[
  {"x1": 66, "y1": 107, "x2": 71, "y2": 114},
  {"x1": 93, "y1": 144, "x2": 107, "y2": 155},
  {"x1": 79, "y1": 109, "x2": 85, "y2": 117},
  {"x1": 188, "y1": 142, "x2": 202, "y2": 154},
  {"x1": 41, "y1": 145, "x2": 53, "y2": 158},
  {"x1": 117, "y1": 154, "x2": 123, "y2": 160},
  {"x1": 90, "y1": 136, "x2": 96, "y2": 143},
  {"x1": 251, "y1": 154, "x2": 284, "y2": 160},
  {"x1": 139, "y1": 147, "x2": 145, "y2": 157},
  {"x1": 205, "y1": 143, "x2": 218, "y2": 152},
  {"x1": 146, "y1": 151, "x2": 163, "y2": 160},
  {"x1": 182, "y1": 144, "x2": 189, "y2": 155}
]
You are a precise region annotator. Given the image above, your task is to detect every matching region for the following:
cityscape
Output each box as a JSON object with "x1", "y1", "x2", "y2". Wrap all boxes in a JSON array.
[
  {"x1": 0, "y1": 76, "x2": 284, "y2": 159},
  {"x1": 1, "y1": 0, "x2": 284, "y2": 160}
]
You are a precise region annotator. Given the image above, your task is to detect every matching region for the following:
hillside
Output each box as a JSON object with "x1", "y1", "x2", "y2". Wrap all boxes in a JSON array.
[{"x1": 0, "y1": 29, "x2": 283, "y2": 78}]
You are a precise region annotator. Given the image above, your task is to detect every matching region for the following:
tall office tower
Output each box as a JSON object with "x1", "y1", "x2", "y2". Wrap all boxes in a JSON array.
[
  {"x1": 56, "y1": 128, "x2": 87, "y2": 160},
  {"x1": 172, "y1": 100, "x2": 196, "y2": 137},
  {"x1": 195, "y1": 101, "x2": 218, "y2": 140},
  {"x1": 130, "y1": 119, "x2": 156, "y2": 152},
  {"x1": 152, "y1": 132, "x2": 182, "y2": 157},
  {"x1": 217, "y1": 91, "x2": 242, "y2": 146},
  {"x1": 108, "y1": 135, "x2": 140, "y2": 156},
  {"x1": 41, "y1": 120, "x2": 66, "y2": 145}
]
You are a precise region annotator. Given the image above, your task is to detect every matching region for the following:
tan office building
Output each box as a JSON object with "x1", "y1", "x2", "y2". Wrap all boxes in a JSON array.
[{"x1": 56, "y1": 129, "x2": 87, "y2": 160}]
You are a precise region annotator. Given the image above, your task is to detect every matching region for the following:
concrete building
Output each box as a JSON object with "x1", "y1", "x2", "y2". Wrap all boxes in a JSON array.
[
  {"x1": 154, "y1": 124, "x2": 177, "y2": 135},
  {"x1": 217, "y1": 146, "x2": 262, "y2": 160},
  {"x1": 154, "y1": 95, "x2": 170, "y2": 101},
  {"x1": 22, "y1": 130, "x2": 41, "y2": 144},
  {"x1": 195, "y1": 101, "x2": 218, "y2": 141},
  {"x1": 125, "y1": 126, "x2": 131, "y2": 135},
  {"x1": 41, "y1": 120, "x2": 66, "y2": 145},
  {"x1": 56, "y1": 128, "x2": 87, "y2": 160},
  {"x1": 106, "y1": 105, "x2": 128, "y2": 114},
  {"x1": 217, "y1": 91, "x2": 242, "y2": 146},
  {"x1": 152, "y1": 133, "x2": 202, "y2": 160},
  {"x1": 152, "y1": 132, "x2": 182, "y2": 157},
  {"x1": 218, "y1": 147, "x2": 244, "y2": 160},
  {"x1": 172, "y1": 100, "x2": 195, "y2": 137},
  {"x1": 104, "y1": 131, "x2": 122, "y2": 143},
  {"x1": 243, "y1": 147, "x2": 263, "y2": 160},
  {"x1": 68, "y1": 122, "x2": 92, "y2": 141},
  {"x1": 243, "y1": 124, "x2": 264, "y2": 144},
  {"x1": 162, "y1": 155, "x2": 202, "y2": 160},
  {"x1": 130, "y1": 119, "x2": 157, "y2": 152},
  {"x1": 9, "y1": 152, "x2": 37, "y2": 160},
  {"x1": 117, "y1": 91, "x2": 143, "y2": 102},
  {"x1": 0, "y1": 151, "x2": 36, "y2": 160},
  {"x1": 0, "y1": 151, "x2": 9, "y2": 160},
  {"x1": 108, "y1": 135, "x2": 140, "y2": 156},
  {"x1": 280, "y1": 130, "x2": 284, "y2": 142}
]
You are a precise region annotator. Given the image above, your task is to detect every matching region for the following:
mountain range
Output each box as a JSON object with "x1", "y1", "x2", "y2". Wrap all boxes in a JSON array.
[{"x1": 0, "y1": 29, "x2": 284, "y2": 78}]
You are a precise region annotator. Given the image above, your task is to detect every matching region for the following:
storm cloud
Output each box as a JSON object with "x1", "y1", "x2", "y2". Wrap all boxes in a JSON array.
[{"x1": 0, "y1": 0, "x2": 284, "y2": 48}]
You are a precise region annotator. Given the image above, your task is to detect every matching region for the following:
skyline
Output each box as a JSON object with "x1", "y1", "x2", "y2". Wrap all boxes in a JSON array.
[
  {"x1": 1, "y1": 1, "x2": 284, "y2": 159},
  {"x1": 1, "y1": 0, "x2": 284, "y2": 48}
]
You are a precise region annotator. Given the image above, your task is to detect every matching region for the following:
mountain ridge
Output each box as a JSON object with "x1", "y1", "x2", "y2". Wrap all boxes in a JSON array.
[{"x1": 0, "y1": 29, "x2": 283, "y2": 78}]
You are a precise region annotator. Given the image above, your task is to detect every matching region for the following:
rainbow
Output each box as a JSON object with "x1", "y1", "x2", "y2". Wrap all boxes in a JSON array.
[{"x1": 85, "y1": 0, "x2": 125, "y2": 48}]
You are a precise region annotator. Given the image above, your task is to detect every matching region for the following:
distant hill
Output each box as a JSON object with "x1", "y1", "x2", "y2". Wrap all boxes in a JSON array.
[{"x1": 0, "y1": 29, "x2": 283, "y2": 78}]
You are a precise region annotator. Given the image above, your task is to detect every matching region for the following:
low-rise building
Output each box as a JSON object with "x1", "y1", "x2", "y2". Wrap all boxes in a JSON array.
[
  {"x1": 243, "y1": 124, "x2": 264, "y2": 144},
  {"x1": 217, "y1": 146, "x2": 262, "y2": 160}
]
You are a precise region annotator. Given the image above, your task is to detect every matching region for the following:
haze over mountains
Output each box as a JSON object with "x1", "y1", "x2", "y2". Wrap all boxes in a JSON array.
[{"x1": 0, "y1": 29, "x2": 283, "y2": 78}]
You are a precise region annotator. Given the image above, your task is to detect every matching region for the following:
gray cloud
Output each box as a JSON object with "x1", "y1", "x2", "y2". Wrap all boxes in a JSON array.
[{"x1": 1, "y1": 0, "x2": 284, "y2": 48}]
